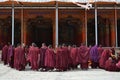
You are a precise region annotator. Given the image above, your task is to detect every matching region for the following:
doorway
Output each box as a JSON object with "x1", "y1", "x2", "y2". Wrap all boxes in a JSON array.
[
  {"x1": 59, "y1": 16, "x2": 82, "y2": 46},
  {"x1": 87, "y1": 18, "x2": 95, "y2": 46},
  {"x1": 27, "y1": 16, "x2": 53, "y2": 46},
  {"x1": 0, "y1": 16, "x2": 21, "y2": 47},
  {"x1": 117, "y1": 19, "x2": 120, "y2": 47},
  {"x1": 87, "y1": 16, "x2": 111, "y2": 47}
]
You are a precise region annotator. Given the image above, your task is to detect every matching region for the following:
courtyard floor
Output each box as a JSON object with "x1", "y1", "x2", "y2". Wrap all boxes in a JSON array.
[{"x1": 0, "y1": 63, "x2": 120, "y2": 80}]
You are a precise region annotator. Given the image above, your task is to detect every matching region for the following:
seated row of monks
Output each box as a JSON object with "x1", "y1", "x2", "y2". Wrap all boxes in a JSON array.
[{"x1": 1, "y1": 42, "x2": 120, "y2": 72}]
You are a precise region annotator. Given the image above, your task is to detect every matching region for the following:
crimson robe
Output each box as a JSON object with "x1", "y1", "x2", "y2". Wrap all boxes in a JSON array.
[
  {"x1": 45, "y1": 48, "x2": 55, "y2": 69},
  {"x1": 29, "y1": 46, "x2": 39, "y2": 70},
  {"x1": 62, "y1": 47, "x2": 69, "y2": 70},
  {"x1": 14, "y1": 48, "x2": 19, "y2": 70},
  {"x1": 14, "y1": 46, "x2": 26, "y2": 70},
  {"x1": 55, "y1": 48, "x2": 62, "y2": 70},
  {"x1": 99, "y1": 49, "x2": 111, "y2": 69},
  {"x1": 39, "y1": 47, "x2": 47, "y2": 68},
  {"x1": 56, "y1": 47, "x2": 68, "y2": 71},
  {"x1": 8, "y1": 45, "x2": 14, "y2": 68},
  {"x1": 70, "y1": 47, "x2": 78, "y2": 67},
  {"x1": 2, "y1": 45, "x2": 8, "y2": 65},
  {"x1": 105, "y1": 58, "x2": 118, "y2": 71},
  {"x1": 77, "y1": 46, "x2": 89, "y2": 69}
]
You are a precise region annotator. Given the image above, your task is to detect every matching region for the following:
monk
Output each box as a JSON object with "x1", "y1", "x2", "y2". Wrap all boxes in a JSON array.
[
  {"x1": 29, "y1": 43, "x2": 40, "y2": 71},
  {"x1": 55, "y1": 45, "x2": 63, "y2": 71},
  {"x1": 44, "y1": 45, "x2": 55, "y2": 71},
  {"x1": 69, "y1": 45, "x2": 78, "y2": 69},
  {"x1": 2, "y1": 45, "x2": 8, "y2": 65},
  {"x1": 89, "y1": 45, "x2": 99, "y2": 68},
  {"x1": 105, "y1": 57, "x2": 118, "y2": 71},
  {"x1": 77, "y1": 43, "x2": 89, "y2": 70},
  {"x1": 39, "y1": 43, "x2": 47, "y2": 71},
  {"x1": 61, "y1": 44, "x2": 69, "y2": 71},
  {"x1": 14, "y1": 44, "x2": 26, "y2": 71},
  {"x1": 55, "y1": 44, "x2": 68, "y2": 71},
  {"x1": 8, "y1": 45, "x2": 15, "y2": 68},
  {"x1": 99, "y1": 49, "x2": 111, "y2": 69}
]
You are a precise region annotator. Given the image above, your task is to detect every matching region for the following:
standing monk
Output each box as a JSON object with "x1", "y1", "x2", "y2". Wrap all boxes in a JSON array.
[
  {"x1": 77, "y1": 43, "x2": 89, "y2": 70},
  {"x1": 70, "y1": 45, "x2": 78, "y2": 69},
  {"x1": 39, "y1": 43, "x2": 47, "y2": 71},
  {"x1": 45, "y1": 45, "x2": 55, "y2": 71},
  {"x1": 89, "y1": 45, "x2": 99, "y2": 68},
  {"x1": 29, "y1": 43, "x2": 40, "y2": 71},
  {"x1": 55, "y1": 44, "x2": 68, "y2": 71},
  {"x1": 14, "y1": 44, "x2": 26, "y2": 71},
  {"x1": 99, "y1": 49, "x2": 111, "y2": 69},
  {"x1": 2, "y1": 45, "x2": 8, "y2": 65},
  {"x1": 55, "y1": 45, "x2": 63, "y2": 71},
  {"x1": 61, "y1": 44, "x2": 69, "y2": 71},
  {"x1": 8, "y1": 45, "x2": 15, "y2": 68}
]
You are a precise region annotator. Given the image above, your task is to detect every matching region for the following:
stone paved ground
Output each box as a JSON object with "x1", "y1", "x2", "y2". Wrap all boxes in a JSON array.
[{"x1": 0, "y1": 63, "x2": 120, "y2": 80}]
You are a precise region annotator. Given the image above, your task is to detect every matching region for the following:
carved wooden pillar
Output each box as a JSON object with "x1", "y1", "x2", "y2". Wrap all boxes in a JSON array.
[
  {"x1": 21, "y1": 6, "x2": 24, "y2": 44},
  {"x1": 23, "y1": 18, "x2": 27, "y2": 45},
  {"x1": 82, "y1": 21, "x2": 85, "y2": 44},
  {"x1": 111, "y1": 20, "x2": 116, "y2": 46},
  {"x1": 82, "y1": 11, "x2": 86, "y2": 45}
]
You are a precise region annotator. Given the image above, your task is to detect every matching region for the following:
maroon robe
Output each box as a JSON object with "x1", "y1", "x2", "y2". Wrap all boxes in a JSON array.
[
  {"x1": 14, "y1": 46, "x2": 26, "y2": 70},
  {"x1": 62, "y1": 47, "x2": 69, "y2": 70},
  {"x1": 39, "y1": 47, "x2": 47, "y2": 68},
  {"x1": 55, "y1": 47, "x2": 68, "y2": 71},
  {"x1": 77, "y1": 46, "x2": 89, "y2": 69},
  {"x1": 105, "y1": 58, "x2": 118, "y2": 71},
  {"x1": 2, "y1": 45, "x2": 8, "y2": 65},
  {"x1": 55, "y1": 48, "x2": 62, "y2": 70},
  {"x1": 29, "y1": 46, "x2": 39, "y2": 70},
  {"x1": 99, "y1": 49, "x2": 111, "y2": 69},
  {"x1": 14, "y1": 48, "x2": 19, "y2": 70},
  {"x1": 45, "y1": 48, "x2": 55, "y2": 69},
  {"x1": 8, "y1": 45, "x2": 14, "y2": 68},
  {"x1": 70, "y1": 47, "x2": 78, "y2": 68}
]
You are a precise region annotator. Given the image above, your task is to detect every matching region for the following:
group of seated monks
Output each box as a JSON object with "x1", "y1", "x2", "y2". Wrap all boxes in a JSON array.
[{"x1": 1, "y1": 42, "x2": 120, "y2": 72}]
